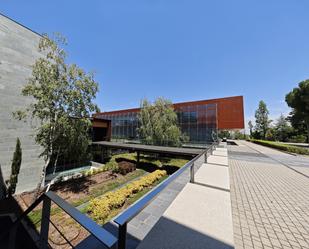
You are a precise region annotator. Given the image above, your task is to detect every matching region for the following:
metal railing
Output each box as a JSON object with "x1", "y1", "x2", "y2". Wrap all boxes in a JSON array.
[
  {"x1": 1, "y1": 191, "x2": 117, "y2": 249},
  {"x1": 114, "y1": 142, "x2": 217, "y2": 249},
  {"x1": 2, "y1": 142, "x2": 218, "y2": 249}
]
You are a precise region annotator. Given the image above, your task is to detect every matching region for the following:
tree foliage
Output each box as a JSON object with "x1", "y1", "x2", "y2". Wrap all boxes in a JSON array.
[
  {"x1": 254, "y1": 100, "x2": 271, "y2": 139},
  {"x1": 14, "y1": 34, "x2": 99, "y2": 196},
  {"x1": 137, "y1": 98, "x2": 185, "y2": 146},
  {"x1": 248, "y1": 120, "x2": 253, "y2": 137},
  {"x1": 218, "y1": 130, "x2": 231, "y2": 139},
  {"x1": 286, "y1": 80, "x2": 309, "y2": 142},
  {"x1": 234, "y1": 130, "x2": 247, "y2": 140},
  {"x1": 274, "y1": 114, "x2": 292, "y2": 142},
  {"x1": 7, "y1": 138, "x2": 22, "y2": 195}
]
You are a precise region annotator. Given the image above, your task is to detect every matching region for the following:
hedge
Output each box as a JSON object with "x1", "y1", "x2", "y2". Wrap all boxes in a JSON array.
[
  {"x1": 80, "y1": 160, "x2": 118, "y2": 177},
  {"x1": 249, "y1": 139, "x2": 309, "y2": 155},
  {"x1": 87, "y1": 170, "x2": 167, "y2": 224}
]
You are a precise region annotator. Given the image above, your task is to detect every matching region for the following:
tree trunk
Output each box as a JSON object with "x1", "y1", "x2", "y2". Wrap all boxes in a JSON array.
[
  {"x1": 52, "y1": 148, "x2": 60, "y2": 174},
  {"x1": 31, "y1": 157, "x2": 50, "y2": 203}
]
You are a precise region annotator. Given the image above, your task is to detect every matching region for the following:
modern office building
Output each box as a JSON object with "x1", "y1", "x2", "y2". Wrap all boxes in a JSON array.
[{"x1": 94, "y1": 96, "x2": 245, "y2": 144}]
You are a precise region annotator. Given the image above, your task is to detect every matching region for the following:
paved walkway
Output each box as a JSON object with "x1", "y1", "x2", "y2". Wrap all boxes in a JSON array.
[
  {"x1": 106, "y1": 154, "x2": 206, "y2": 249},
  {"x1": 247, "y1": 142, "x2": 309, "y2": 178},
  {"x1": 137, "y1": 146, "x2": 234, "y2": 249},
  {"x1": 229, "y1": 141, "x2": 309, "y2": 249}
]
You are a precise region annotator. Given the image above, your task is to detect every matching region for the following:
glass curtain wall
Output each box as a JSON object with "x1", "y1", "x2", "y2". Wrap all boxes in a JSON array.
[
  {"x1": 176, "y1": 103, "x2": 217, "y2": 144},
  {"x1": 98, "y1": 112, "x2": 139, "y2": 140},
  {"x1": 98, "y1": 103, "x2": 217, "y2": 144}
]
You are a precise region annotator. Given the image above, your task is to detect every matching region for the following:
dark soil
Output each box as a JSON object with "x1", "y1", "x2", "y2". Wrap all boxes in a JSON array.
[{"x1": 17, "y1": 170, "x2": 119, "y2": 208}]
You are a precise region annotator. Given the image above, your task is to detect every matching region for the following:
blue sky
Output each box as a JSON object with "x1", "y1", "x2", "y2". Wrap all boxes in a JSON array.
[{"x1": 2, "y1": 1, "x2": 309, "y2": 127}]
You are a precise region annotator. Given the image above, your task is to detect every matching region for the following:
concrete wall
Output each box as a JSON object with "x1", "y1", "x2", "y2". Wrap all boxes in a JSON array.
[{"x1": 0, "y1": 14, "x2": 44, "y2": 193}]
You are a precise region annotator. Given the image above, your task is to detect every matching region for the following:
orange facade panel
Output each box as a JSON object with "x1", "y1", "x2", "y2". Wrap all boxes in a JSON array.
[{"x1": 95, "y1": 96, "x2": 245, "y2": 130}]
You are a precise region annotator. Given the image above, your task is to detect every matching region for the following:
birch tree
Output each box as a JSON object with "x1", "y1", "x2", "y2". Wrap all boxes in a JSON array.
[{"x1": 14, "y1": 34, "x2": 99, "y2": 200}]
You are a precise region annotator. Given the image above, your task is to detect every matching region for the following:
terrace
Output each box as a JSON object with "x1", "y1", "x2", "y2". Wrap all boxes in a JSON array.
[{"x1": 0, "y1": 142, "x2": 236, "y2": 249}]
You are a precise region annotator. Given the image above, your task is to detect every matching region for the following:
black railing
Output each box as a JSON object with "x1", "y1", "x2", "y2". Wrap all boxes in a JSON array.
[
  {"x1": 2, "y1": 142, "x2": 218, "y2": 249},
  {"x1": 113, "y1": 142, "x2": 217, "y2": 249},
  {"x1": 1, "y1": 191, "x2": 117, "y2": 249}
]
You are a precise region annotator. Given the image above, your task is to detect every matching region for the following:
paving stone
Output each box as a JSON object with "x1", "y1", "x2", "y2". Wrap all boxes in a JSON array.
[{"x1": 229, "y1": 141, "x2": 309, "y2": 249}]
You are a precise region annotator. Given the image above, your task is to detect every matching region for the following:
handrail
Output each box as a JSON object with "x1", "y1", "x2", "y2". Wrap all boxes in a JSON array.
[
  {"x1": 114, "y1": 142, "x2": 217, "y2": 249},
  {"x1": 2, "y1": 191, "x2": 117, "y2": 249},
  {"x1": 1, "y1": 143, "x2": 217, "y2": 249},
  {"x1": 0, "y1": 194, "x2": 45, "y2": 244},
  {"x1": 45, "y1": 192, "x2": 117, "y2": 248}
]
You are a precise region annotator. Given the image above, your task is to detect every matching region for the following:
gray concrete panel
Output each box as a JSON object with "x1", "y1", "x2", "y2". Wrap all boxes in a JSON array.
[{"x1": 0, "y1": 14, "x2": 44, "y2": 193}]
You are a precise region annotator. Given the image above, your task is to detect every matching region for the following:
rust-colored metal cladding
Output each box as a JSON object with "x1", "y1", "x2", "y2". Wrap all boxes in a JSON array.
[
  {"x1": 94, "y1": 96, "x2": 245, "y2": 130},
  {"x1": 172, "y1": 96, "x2": 245, "y2": 130},
  {"x1": 216, "y1": 96, "x2": 245, "y2": 130}
]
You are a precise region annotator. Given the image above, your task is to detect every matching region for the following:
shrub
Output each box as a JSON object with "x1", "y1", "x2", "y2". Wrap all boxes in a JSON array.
[
  {"x1": 87, "y1": 170, "x2": 167, "y2": 224},
  {"x1": 106, "y1": 160, "x2": 118, "y2": 171},
  {"x1": 249, "y1": 139, "x2": 309, "y2": 155},
  {"x1": 118, "y1": 161, "x2": 136, "y2": 175},
  {"x1": 114, "y1": 153, "x2": 136, "y2": 161},
  {"x1": 8, "y1": 138, "x2": 22, "y2": 195},
  {"x1": 288, "y1": 135, "x2": 307, "y2": 143},
  {"x1": 80, "y1": 160, "x2": 119, "y2": 178}
]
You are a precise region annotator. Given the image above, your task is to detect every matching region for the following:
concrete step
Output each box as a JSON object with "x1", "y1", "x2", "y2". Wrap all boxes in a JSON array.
[
  {"x1": 213, "y1": 150, "x2": 228, "y2": 157},
  {"x1": 215, "y1": 147, "x2": 228, "y2": 152},
  {"x1": 137, "y1": 183, "x2": 234, "y2": 249},
  {"x1": 207, "y1": 155, "x2": 228, "y2": 166},
  {"x1": 195, "y1": 163, "x2": 230, "y2": 191}
]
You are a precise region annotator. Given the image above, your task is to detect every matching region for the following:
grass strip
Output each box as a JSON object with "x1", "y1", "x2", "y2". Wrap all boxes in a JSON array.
[{"x1": 249, "y1": 139, "x2": 309, "y2": 155}]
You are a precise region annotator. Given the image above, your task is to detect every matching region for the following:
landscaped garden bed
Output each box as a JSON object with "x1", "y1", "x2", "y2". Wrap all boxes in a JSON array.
[
  {"x1": 249, "y1": 139, "x2": 309, "y2": 155},
  {"x1": 14, "y1": 152, "x2": 188, "y2": 248},
  {"x1": 86, "y1": 169, "x2": 167, "y2": 224}
]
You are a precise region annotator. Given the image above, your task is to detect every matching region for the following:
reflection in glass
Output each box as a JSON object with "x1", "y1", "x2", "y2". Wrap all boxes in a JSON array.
[{"x1": 98, "y1": 103, "x2": 217, "y2": 144}]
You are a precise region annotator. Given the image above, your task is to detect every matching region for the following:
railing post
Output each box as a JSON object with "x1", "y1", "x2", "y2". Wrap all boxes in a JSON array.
[
  {"x1": 137, "y1": 151, "x2": 140, "y2": 166},
  {"x1": 190, "y1": 162, "x2": 195, "y2": 183},
  {"x1": 8, "y1": 223, "x2": 17, "y2": 249},
  {"x1": 118, "y1": 223, "x2": 127, "y2": 249},
  {"x1": 40, "y1": 197, "x2": 51, "y2": 249},
  {"x1": 204, "y1": 151, "x2": 207, "y2": 163}
]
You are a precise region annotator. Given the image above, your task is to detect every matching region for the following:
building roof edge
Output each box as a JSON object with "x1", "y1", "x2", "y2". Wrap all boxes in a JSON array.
[{"x1": 0, "y1": 12, "x2": 43, "y2": 38}]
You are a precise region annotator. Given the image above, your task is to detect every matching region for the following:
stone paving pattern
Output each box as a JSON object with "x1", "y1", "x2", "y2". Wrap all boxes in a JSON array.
[
  {"x1": 229, "y1": 141, "x2": 309, "y2": 249},
  {"x1": 246, "y1": 142, "x2": 309, "y2": 178}
]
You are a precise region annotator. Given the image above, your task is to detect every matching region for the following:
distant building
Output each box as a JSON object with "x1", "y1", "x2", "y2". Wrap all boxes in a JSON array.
[{"x1": 94, "y1": 96, "x2": 245, "y2": 144}]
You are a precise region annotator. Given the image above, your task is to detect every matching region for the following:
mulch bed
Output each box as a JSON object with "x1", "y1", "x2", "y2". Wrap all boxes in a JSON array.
[{"x1": 16, "y1": 170, "x2": 122, "y2": 209}]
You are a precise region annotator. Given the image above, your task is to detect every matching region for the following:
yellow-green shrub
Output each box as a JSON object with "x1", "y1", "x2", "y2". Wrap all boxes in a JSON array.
[
  {"x1": 87, "y1": 170, "x2": 167, "y2": 224},
  {"x1": 81, "y1": 160, "x2": 119, "y2": 178},
  {"x1": 88, "y1": 198, "x2": 111, "y2": 224}
]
